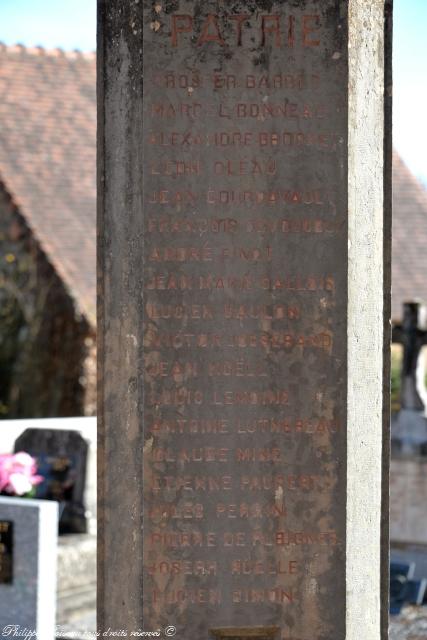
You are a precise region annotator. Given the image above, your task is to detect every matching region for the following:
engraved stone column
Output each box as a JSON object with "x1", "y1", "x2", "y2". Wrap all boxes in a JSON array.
[{"x1": 98, "y1": 1, "x2": 392, "y2": 639}]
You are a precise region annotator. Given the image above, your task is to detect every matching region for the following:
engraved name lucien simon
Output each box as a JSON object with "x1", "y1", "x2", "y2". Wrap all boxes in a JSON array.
[{"x1": 141, "y1": 2, "x2": 347, "y2": 638}]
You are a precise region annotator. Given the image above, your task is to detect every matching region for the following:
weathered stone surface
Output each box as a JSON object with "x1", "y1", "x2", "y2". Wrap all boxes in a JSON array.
[
  {"x1": 390, "y1": 458, "x2": 427, "y2": 545},
  {"x1": 141, "y1": 2, "x2": 347, "y2": 637},
  {"x1": 57, "y1": 534, "x2": 96, "y2": 631},
  {"x1": 98, "y1": 1, "x2": 391, "y2": 638}
]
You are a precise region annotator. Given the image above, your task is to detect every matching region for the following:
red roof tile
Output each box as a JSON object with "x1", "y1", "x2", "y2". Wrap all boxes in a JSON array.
[
  {"x1": 0, "y1": 45, "x2": 425, "y2": 326},
  {"x1": 392, "y1": 152, "x2": 427, "y2": 320},
  {"x1": 0, "y1": 44, "x2": 96, "y2": 326}
]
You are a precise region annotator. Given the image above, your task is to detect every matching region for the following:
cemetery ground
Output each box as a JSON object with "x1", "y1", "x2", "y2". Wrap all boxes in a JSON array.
[{"x1": 390, "y1": 607, "x2": 427, "y2": 639}]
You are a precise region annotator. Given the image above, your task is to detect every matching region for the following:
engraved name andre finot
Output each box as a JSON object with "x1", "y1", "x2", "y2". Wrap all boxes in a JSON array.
[{"x1": 141, "y1": 2, "x2": 346, "y2": 638}]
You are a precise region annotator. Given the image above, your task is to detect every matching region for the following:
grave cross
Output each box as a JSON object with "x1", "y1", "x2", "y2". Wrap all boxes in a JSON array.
[{"x1": 392, "y1": 302, "x2": 427, "y2": 411}]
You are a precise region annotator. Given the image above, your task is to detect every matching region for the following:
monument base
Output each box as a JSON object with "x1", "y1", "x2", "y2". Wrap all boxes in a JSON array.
[{"x1": 57, "y1": 533, "x2": 96, "y2": 636}]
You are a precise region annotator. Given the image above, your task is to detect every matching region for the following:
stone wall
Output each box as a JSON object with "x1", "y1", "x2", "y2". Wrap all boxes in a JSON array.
[
  {"x1": 390, "y1": 457, "x2": 427, "y2": 546},
  {"x1": 0, "y1": 186, "x2": 94, "y2": 417}
]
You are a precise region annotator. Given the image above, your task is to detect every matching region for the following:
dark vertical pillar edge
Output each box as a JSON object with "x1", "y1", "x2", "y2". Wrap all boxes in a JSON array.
[
  {"x1": 97, "y1": 0, "x2": 145, "y2": 630},
  {"x1": 381, "y1": 1, "x2": 393, "y2": 638},
  {"x1": 96, "y1": 0, "x2": 105, "y2": 632}
]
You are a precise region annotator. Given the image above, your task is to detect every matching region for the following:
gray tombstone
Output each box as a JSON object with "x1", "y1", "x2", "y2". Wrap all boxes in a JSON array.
[
  {"x1": 0, "y1": 497, "x2": 58, "y2": 639},
  {"x1": 98, "y1": 1, "x2": 392, "y2": 638}
]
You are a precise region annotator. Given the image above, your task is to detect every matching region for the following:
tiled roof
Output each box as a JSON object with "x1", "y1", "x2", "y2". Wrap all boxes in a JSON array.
[
  {"x1": 0, "y1": 45, "x2": 425, "y2": 326},
  {"x1": 392, "y1": 152, "x2": 427, "y2": 321},
  {"x1": 0, "y1": 44, "x2": 96, "y2": 326}
]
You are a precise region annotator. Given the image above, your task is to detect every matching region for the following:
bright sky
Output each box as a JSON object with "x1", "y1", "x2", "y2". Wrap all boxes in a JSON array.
[
  {"x1": 394, "y1": 0, "x2": 427, "y2": 185},
  {"x1": 0, "y1": 0, "x2": 96, "y2": 52},
  {"x1": 0, "y1": 0, "x2": 425, "y2": 183}
]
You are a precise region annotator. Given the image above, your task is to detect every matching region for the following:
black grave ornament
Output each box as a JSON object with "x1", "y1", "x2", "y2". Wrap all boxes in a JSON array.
[
  {"x1": 392, "y1": 302, "x2": 427, "y2": 455},
  {"x1": 14, "y1": 429, "x2": 88, "y2": 534}
]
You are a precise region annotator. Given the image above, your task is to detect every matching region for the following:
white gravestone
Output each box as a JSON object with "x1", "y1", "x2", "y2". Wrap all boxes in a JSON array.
[{"x1": 0, "y1": 497, "x2": 58, "y2": 640}]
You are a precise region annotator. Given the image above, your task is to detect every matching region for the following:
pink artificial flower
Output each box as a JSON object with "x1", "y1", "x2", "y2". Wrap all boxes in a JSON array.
[
  {"x1": 0, "y1": 454, "x2": 13, "y2": 492},
  {"x1": 0, "y1": 467, "x2": 7, "y2": 492},
  {"x1": 0, "y1": 452, "x2": 43, "y2": 496},
  {"x1": 11, "y1": 452, "x2": 38, "y2": 478},
  {"x1": 8, "y1": 473, "x2": 32, "y2": 496}
]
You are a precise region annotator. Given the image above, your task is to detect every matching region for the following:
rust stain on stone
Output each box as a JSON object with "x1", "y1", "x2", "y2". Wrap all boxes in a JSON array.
[{"x1": 140, "y1": 1, "x2": 348, "y2": 635}]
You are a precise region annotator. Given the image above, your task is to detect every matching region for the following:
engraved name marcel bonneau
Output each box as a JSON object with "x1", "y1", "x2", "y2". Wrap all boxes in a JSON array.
[{"x1": 1, "y1": 625, "x2": 177, "y2": 638}]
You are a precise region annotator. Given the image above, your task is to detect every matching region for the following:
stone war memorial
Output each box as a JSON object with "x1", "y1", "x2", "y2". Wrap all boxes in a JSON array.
[{"x1": 98, "y1": 1, "x2": 392, "y2": 639}]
